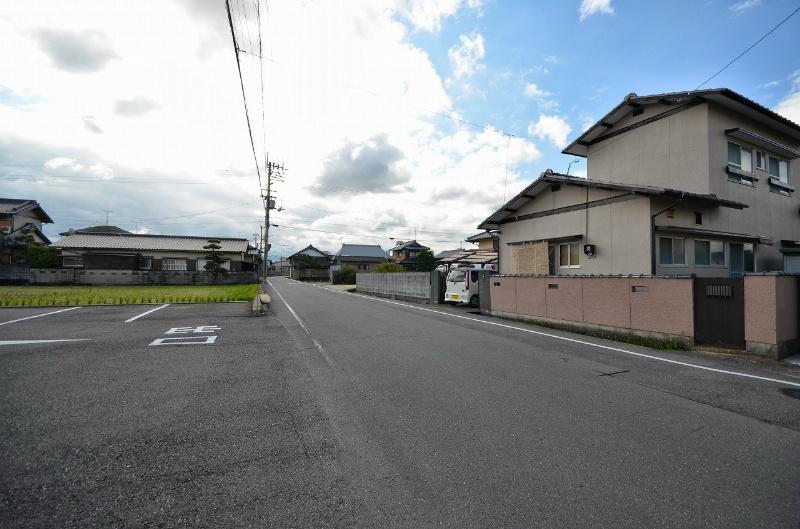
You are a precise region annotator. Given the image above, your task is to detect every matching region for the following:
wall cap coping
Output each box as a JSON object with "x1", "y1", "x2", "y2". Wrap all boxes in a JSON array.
[
  {"x1": 494, "y1": 274, "x2": 694, "y2": 279},
  {"x1": 744, "y1": 272, "x2": 800, "y2": 276}
]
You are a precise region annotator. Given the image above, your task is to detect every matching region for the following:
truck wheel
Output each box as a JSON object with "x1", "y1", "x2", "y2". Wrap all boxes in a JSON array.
[{"x1": 469, "y1": 294, "x2": 479, "y2": 308}]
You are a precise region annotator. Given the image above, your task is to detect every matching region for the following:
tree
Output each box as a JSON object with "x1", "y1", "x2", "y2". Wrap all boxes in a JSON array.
[
  {"x1": 27, "y1": 244, "x2": 60, "y2": 268},
  {"x1": 202, "y1": 239, "x2": 229, "y2": 280},
  {"x1": 374, "y1": 262, "x2": 405, "y2": 273},
  {"x1": 415, "y1": 249, "x2": 436, "y2": 272},
  {"x1": 333, "y1": 265, "x2": 357, "y2": 284},
  {"x1": 0, "y1": 228, "x2": 35, "y2": 265}
]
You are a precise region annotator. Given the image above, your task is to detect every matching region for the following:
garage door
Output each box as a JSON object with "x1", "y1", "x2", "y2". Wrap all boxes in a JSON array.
[{"x1": 785, "y1": 255, "x2": 800, "y2": 273}]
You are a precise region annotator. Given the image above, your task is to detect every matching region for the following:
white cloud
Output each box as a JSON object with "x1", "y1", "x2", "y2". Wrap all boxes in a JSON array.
[
  {"x1": 528, "y1": 114, "x2": 572, "y2": 148},
  {"x1": 399, "y1": 0, "x2": 482, "y2": 32},
  {"x1": 729, "y1": 0, "x2": 761, "y2": 14},
  {"x1": 448, "y1": 32, "x2": 485, "y2": 80},
  {"x1": 579, "y1": 0, "x2": 614, "y2": 21},
  {"x1": 0, "y1": 1, "x2": 540, "y2": 257},
  {"x1": 523, "y1": 83, "x2": 550, "y2": 98},
  {"x1": 774, "y1": 70, "x2": 800, "y2": 124}
]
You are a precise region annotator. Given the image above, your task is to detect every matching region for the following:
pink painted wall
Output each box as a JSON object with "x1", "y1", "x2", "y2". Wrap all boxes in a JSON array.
[
  {"x1": 490, "y1": 276, "x2": 694, "y2": 338},
  {"x1": 545, "y1": 277, "x2": 583, "y2": 322},
  {"x1": 582, "y1": 278, "x2": 631, "y2": 328},
  {"x1": 745, "y1": 275, "x2": 799, "y2": 347},
  {"x1": 489, "y1": 276, "x2": 517, "y2": 313},
  {"x1": 629, "y1": 278, "x2": 693, "y2": 337},
  {"x1": 776, "y1": 277, "x2": 799, "y2": 344},
  {"x1": 515, "y1": 277, "x2": 547, "y2": 317},
  {"x1": 744, "y1": 276, "x2": 777, "y2": 345}
]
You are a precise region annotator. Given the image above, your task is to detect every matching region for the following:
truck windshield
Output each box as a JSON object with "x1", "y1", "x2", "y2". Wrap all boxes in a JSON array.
[{"x1": 447, "y1": 270, "x2": 466, "y2": 282}]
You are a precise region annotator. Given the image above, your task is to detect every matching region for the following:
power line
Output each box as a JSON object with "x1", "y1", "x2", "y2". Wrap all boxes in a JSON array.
[
  {"x1": 693, "y1": 4, "x2": 800, "y2": 92},
  {"x1": 224, "y1": 0, "x2": 264, "y2": 193},
  {"x1": 272, "y1": 223, "x2": 463, "y2": 244}
]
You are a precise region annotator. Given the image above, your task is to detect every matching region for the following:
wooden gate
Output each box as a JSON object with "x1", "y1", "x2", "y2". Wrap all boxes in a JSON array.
[{"x1": 693, "y1": 277, "x2": 745, "y2": 349}]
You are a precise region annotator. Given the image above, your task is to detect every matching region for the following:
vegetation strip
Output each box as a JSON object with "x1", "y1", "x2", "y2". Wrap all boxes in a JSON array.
[{"x1": 0, "y1": 284, "x2": 259, "y2": 307}]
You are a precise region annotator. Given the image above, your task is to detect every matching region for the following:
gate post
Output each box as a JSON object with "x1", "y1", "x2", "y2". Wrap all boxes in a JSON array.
[{"x1": 478, "y1": 271, "x2": 492, "y2": 315}]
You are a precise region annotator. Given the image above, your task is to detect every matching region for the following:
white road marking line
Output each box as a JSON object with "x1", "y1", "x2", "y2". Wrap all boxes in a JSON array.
[
  {"x1": 0, "y1": 306, "x2": 81, "y2": 326},
  {"x1": 276, "y1": 280, "x2": 800, "y2": 390},
  {"x1": 149, "y1": 336, "x2": 217, "y2": 346},
  {"x1": 124, "y1": 304, "x2": 170, "y2": 323},
  {"x1": 0, "y1": 339, "x2": 90, "y2": 346},
  {"x1": 267, "y1": 280, "x2": 328, "y2": 357}
]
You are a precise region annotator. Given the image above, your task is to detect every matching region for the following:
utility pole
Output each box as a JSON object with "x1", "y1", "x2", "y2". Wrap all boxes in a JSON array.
[{"x1": 262, "y1": 159, "x2": 285, "y2": 279}]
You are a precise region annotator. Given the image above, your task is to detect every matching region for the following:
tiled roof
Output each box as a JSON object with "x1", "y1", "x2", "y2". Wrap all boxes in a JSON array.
[
  {"x1": 51, "y1": 232, "x2": 251, "y2": 253},
  {"x1": 336, "y1": 244, "x2": 386, "y2": 259},
  {"x1": 389, "y1": 240, "x2": 429, "y2": 251},
  {"x1": 0, "y1": 198, "x2": 54, "y2": 223},
  {"x1": 465, "y1": 231, "x2": 497, "y2": 242}
]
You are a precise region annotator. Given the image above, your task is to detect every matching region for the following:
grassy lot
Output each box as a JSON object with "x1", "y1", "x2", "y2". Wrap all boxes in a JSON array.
[{"x1": 0, "y1": 284, "x2": 260, "y2": 307}]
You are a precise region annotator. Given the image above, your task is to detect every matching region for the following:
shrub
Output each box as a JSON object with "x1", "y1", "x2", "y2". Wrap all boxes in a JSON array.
[
  {"x1": 333, "y1": 265, "x2": 357, "y2": 284},
  {"x1": 373, "y1": 262, "x2": 405, "y2": 273}
]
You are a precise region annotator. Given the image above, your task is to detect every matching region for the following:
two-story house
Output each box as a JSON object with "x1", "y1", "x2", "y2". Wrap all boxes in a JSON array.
[
  {"x1": 0, "y1": 198, "x2": 53, "y2": 266},
  {"x1": 479, "y1": 89, "x2": 800, "y2": 277},
  {"x1": 388, "y1": 240, "x2": 430, "y2": 269},
  {"x1": 0, "y1": 198, "x2": 53, "y2": 244}
]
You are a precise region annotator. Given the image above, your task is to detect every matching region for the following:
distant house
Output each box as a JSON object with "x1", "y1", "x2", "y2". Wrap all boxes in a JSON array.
[
  {"x1": 434, "y1": 249, "x2": 461, "y2": 260},
  {"x1": 332, "y1": 244, "x2": 387, "y2": 271},
  {"x1": 287, "y1": 244, "x2": 331, "y2": 280},
  {"x1": 466, "y1": 231, "x2": 499, "y2": 251},
  {"x1": 51, "y1": 226, "x2": 258, "y2": 271},
  {"x1": 388, "y1": 240, "x2": 430, "y2": 270},
  {"x1": 0, "y1": 198, "x2": 53, "y2": 243}
]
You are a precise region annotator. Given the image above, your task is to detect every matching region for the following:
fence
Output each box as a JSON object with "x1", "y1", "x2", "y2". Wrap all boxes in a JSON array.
[
  {"x1": 486, "y1": 273, "x2": 800, "y2": 359},
  {"x1": 0, "y1": 265, "x2": 30, "y2": 284},
  {"x1": 26, "y1": 268, "x2": 258, "y2": 285},
  {"x1": 290, "y1": 268, "x2": 330, "y2": 281},
  {"x1": 488, "y1": 275, "x2": 694, "y2": 345},
  {"x1": 356, "y1": 272, "x2": 439, "y2": 304}
]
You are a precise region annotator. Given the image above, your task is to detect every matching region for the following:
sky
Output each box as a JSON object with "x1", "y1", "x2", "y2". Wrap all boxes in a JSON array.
[{"x1": 1, "y1": 0, "x2": 799, "y2": 259}]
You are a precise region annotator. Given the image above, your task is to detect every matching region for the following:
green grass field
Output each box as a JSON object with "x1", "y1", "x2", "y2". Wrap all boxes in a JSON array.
[{"x1": 0, "y1": 284, "x2": 260, "y2": 307}]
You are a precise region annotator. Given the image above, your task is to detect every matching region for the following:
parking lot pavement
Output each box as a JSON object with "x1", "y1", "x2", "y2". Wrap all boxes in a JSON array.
[{"x1": 0, "y1": 303, "x2": 367, "y2": 528}]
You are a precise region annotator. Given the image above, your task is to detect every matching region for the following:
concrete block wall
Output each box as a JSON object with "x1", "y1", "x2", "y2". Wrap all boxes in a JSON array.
[
  {"x1": 28, "y1": 268, "x2": 257, "y2": 285},
  {"x1": 356, "y1": 272, "x2": 433, "y2": 303},
  {"x1": 744, "y1": 274, "x2": 799, "y2": 359},
  {"x1": 489, "y1": 275, "x2": 694, "y2": 343}
]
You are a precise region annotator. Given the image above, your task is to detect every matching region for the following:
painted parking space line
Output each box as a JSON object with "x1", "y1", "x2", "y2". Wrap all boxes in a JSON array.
[
  {"x1": 0, "y1": 306, "x2": 81, "y2": 327},
  {"x1": 0, "y1": 339, "x2": 90, "y2": 346},
  {"x1": 124, "y1": 304, "x2": 170, "y2": 323},
  {"x1": 269, "y1": 279, "x2": 800, "y2": 389},
  {"x1": 149, "y1": 325, "x2": 221, "y2": 346}
]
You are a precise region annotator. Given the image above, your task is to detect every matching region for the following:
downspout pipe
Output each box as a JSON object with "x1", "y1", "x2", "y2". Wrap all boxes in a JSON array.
[{"x1": 650, "y1": 193, "x2": 686, "y2": 275}]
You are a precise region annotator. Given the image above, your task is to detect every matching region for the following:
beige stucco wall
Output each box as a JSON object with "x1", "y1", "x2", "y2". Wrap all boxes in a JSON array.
[
  {"x1": 497, "y1": 184, "x2": 651, "y2": 275},
  {"x1": 706, "y1": 104, "x2": 800, "y2": 271},
  {"x1": 586, "y1": 103, "x2": 710, "y2": 194}
]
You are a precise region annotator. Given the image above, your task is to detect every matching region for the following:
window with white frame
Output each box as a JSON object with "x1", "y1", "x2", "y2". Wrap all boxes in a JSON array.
[
  {"x1": 694, "y1": 240, "x2": 725, "y2": 266},
  {"x1": 659, "y1": 237, "x2": 685, "y2": 265},
  {"x1": 559, "y1": 242, "x2": 580, "y2": 268},
  {"x1": 767, "y1": 155, "x2": 789, "y2": 183},
  {"x1": 162, "y1": 258, "x2": 188, "y2": 271},
  {"x1": 755, "y1": 150, "x2": 766, "y2": 171},
  {"x1": 727, "y1": 141, "x2": 752, "y2": 172},
  {"x1": 62, "y1": 256, "x2": 83, "y2": 268},
  {"x1": 139, "y1": 257, "x2": 152, "y2": 270}
]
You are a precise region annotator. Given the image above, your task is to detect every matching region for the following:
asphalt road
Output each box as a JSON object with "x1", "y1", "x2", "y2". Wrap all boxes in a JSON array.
[{"x1": 1, "y1": 278, "x2": 799, "y2": 528}]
